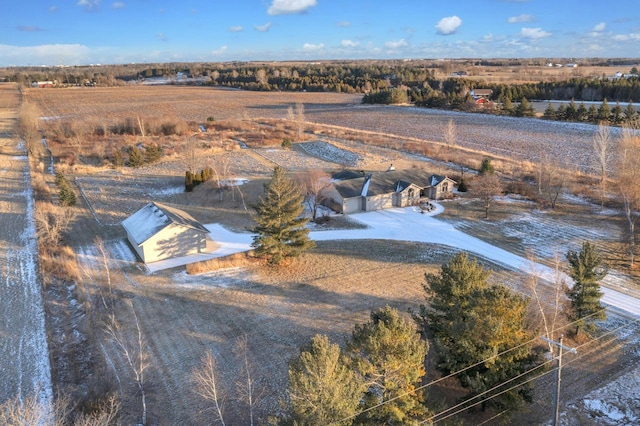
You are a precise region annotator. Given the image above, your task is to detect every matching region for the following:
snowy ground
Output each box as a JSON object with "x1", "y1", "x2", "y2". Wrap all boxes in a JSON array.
[
  {"x1": 140, "y1": 205, "x2": 640, "y2": 319},
  {"x1": 0, "y1": 139, "x2": 52, "y2": 407}
]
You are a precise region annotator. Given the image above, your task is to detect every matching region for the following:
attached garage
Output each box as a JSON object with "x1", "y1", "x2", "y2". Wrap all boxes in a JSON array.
[{"x1": 122, "y1": 202, "x2": 210, "y2": 263}]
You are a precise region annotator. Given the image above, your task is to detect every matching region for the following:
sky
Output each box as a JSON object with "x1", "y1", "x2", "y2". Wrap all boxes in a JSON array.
[{"x1": 2, "y1": 0, "x2": 640, "y2": 67}]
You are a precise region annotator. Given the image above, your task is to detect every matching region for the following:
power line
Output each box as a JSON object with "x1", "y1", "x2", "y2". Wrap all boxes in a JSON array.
[
  {"x1": 330, "y1": 306, "x2": 628, "y2": 425},
  {"x1": 426, "y1": 314, "x2": 640, "y2": 424}
]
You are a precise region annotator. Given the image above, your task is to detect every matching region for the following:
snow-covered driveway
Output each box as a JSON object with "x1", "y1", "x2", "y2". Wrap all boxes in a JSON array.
[{"x1": 146, "y1": 205, "x2": 640, "y2": 318}]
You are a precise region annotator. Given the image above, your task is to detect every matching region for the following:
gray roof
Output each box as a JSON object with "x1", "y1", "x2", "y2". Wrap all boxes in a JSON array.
[
  {"x1": 122, "y1": 202, "x2": 209, "y2": 246},
  {"x1": 333, "y1": 170, "x2": 435, "y2": 198}
]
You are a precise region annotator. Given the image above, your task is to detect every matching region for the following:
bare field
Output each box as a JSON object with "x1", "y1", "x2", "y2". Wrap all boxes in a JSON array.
[
  {"x1": 22, "y1": 85, "x2": 639, "y2": 424},
  {"x1": 25, "y1": 85, "x2": 362, "y2": 123}
]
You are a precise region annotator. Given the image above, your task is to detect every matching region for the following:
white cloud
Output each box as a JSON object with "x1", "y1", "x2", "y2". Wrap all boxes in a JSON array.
[
  {"x1": 268, "y1": 0, "x2": 317, "y2": 15},
  {"x1": 385, "y1": 39, "x2": 408, "y2": 49},
  {"x1": 341, "y1": 39, "x2": 359, "y2": 48},
  {"x1": 613, "y1": 33, "x2": 640, "y2": 41},
  {"x1": 77, "y1": 0, "x2": 100, "y2": 12},
  {"x1": 228, "y1": 26, "x2": 243, "y2": 32},
  {"x1": 520, "y1": 27, "x2": 551, "y2": 39},
  {"x1": 302, "y1": 42, "x2": 324, "y2": 52},
  {"x1": 254, "y1": 22, "x2": 272, "y2": 32},
  {"x1": 111, "y1": 2, "x2": 125, "y2": 9},
  {"x1": 156, "y1": 32, "x2": 167, "y2": 42},
  {"x1": 508, "y1": 14, "x2": 534, "y2": 24},
  {"x1": 588, "y1": 44, "x2": 603, "y2": 52},
  {"x1": 593, "y1": 22, "x2": 606, "y2": 32},
  {"x1": 211, "y1": 46, "x2": 227, "y2": 55},
  {"x1": 0, "y1": 44, "x2": 91, "y2": 66},
  {"x1": 435, "y1": 16, "x2": 462, "y2": 35},
  {"x1": 335, "y1": 21, "x2": 351, "y2": 27},
  {"x1": 48, "y1": 6, "x2": 58, "y2": 13}
]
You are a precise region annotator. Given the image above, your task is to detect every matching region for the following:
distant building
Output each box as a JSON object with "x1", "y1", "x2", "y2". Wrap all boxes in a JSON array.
[{"x1": 322, "y1": 170, "x2": 456, "y2": 214}]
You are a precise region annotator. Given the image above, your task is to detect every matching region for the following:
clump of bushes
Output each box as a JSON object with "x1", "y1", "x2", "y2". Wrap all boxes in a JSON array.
[
  {"x1": 185, "y1": 166, "x2": 214, "y2": 192},
  {"x1": 119, "y1": 143, "x2": 164, "y2": 168}
]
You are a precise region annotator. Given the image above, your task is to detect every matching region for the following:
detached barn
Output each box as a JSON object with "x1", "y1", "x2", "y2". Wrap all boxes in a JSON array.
[{"x1": 122, "y1": 202, "x2": 210, "y2": 263}]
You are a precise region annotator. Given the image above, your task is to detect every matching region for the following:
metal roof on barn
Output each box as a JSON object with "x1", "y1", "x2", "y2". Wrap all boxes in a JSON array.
[{"x1": 121, "y1": 202, "x2": 209, "y2": 246}]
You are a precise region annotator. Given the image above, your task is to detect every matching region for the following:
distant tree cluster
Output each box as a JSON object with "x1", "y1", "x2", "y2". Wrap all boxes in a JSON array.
[{"x1": 543, "y1": 98, "x2": 638, "y2": 124}]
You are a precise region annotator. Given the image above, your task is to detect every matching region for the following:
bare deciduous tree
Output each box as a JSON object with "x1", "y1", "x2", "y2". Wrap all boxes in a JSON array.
[
  {"x1": 294, "y1": 103, "x2": 305, "y2": 141},
  {"x1": 617, "y1": 119, "x2": 640, "y2": 267},
  {"x1": 234, "y1": 335, "x2": 265, "y2": 426},
  {"x1": 183, "y1": 136, "x2": 200, "y2": 174},
  {"x1": 474, "y1": 173, "x2": 502, "y2": 219},
  {"x1": 137, "y1": 116, "x2": 146, "y2": 138},
  {"x1": 18, "y1": 101, "x2": 41, "y2": 155},
  {"x1": 444, "y1": 118, "x2": 456, "y2": 147},
  {"x1": 296, "y1": 169, "x2": 332, "y2": 220},
  {"x1": 538, "y1": 157, "x2": 566, "y2": 208},
  {"x1": 34, "y1": 202, "x2": 75, "y2": 245},
  {"x1": 192, "y1": 351, "x2": 226, "y2": 426},
  {"x1": 526, "y1": 252, "x2": 566, "y2": 353},
  {"x1": 105, "y1": 308, "x2": 148, "y2": 425},
  {"x1": 592, "y1": 122, "x2": 612, "y2": 209}
]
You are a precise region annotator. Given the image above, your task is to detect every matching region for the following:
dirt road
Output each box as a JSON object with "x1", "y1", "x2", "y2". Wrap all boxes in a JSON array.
[{"x1": 0, "y1": 84, "x2": 52, "y2": 406}]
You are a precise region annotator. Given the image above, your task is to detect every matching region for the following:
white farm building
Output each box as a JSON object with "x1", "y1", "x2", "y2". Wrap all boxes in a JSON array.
[{"x1": 122, "y1": 202, "x2": 210, "y2": 263}]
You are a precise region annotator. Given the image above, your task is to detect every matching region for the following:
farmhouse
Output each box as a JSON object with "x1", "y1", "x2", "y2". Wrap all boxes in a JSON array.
[
  {"x1": 122, "y1": 202, "x2": 211, "y2": 263},
  {"x1": 323, "y1": 169, "x2": 455, "y2": 214}
]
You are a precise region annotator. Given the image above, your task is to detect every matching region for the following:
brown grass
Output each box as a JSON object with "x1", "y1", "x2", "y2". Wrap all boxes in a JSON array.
[{"x1": 186, "y1": 250, "x2": 257, "y2": 274}]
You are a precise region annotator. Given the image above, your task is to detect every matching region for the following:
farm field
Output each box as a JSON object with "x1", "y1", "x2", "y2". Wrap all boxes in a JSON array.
[
  {"x1": 15, "y1": 84, "x2": 640, "y2": 424},
  {"x1": 26, "y1": 85, "x2": 615, "y2": 173}
]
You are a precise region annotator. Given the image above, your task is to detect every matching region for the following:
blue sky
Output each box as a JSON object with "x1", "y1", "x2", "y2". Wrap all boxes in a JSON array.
[{"x1": 2, "y1": 0, "x2": 640, "y2": 66}]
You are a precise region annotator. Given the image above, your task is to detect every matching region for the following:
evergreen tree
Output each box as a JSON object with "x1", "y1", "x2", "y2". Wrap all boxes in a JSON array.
[
  {"x1": 501, "y1": 96, "x2": 513, "y2": 115},
  {"x1": 185, "y1": 171, "x2": 194, "y2": 192},
  {"x1": 252, "y1": 166, "x2": 314, "y2": 264},
  {"x1": 543, "y1": 103, "x2": 556, "y2": 120},
  {"x1": 587, "y1": 104, "x2": 599, "y2": 123},
  {"x1": 598, "y1": 98, "x2": 611, "y2": 122},
  {"x1": 415, "y1": 252, "x2": 540, "y2": 414},
  {"x1": 556, "y1": 104, "x2": 567, "y2": 121},
  {"x1": 127, "y1": 145, "x2": 144, "y2": 167},
  {"x1": 576, "y1": 102, "x2": 588, "y2": 122},
  {"x1": 144, "y1": 143, "x2": 163, "y2": 163},
  {"x1": 479, "y1": 157, "x2": 495, "y2": 175},
  {"x1": 565, "y1": 241, "x2": 608, "y2": 335},
  {"x1": 347, "y1": 306, "x2": 430, "y2": 425},
  {"x1": 55, "y1": 171, "x2": 76, "y2": 207},
  {"x1": 565, "y1": 99, "x2": 578, "y2": 121},
  {"x1": 625, "y1": 101, "x2": 637, "y2": 123},
  {"x1": 283, "y1": 334, "x2": 365, "y2": 425}
]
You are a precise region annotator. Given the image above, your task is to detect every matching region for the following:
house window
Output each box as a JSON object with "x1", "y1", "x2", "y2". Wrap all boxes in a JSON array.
[
  {"x1": 408, "y1": 188, "x2": 415, "y2": 200},
  {"x1": 442, "y1": 182, "x2": 448, "y2": 193}
]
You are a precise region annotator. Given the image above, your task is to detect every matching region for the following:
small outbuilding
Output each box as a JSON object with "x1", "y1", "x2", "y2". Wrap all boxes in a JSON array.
[{"x1": 122, "y1": 202, "x2": 210, "y2": 263}]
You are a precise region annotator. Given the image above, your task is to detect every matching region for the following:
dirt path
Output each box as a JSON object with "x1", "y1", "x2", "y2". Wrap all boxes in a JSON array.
[{"x1": 0, "y1": 84, "x2": 52, "y2": 406}]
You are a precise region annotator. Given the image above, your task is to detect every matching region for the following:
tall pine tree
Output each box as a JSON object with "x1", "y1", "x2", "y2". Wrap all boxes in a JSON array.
[
  {"x1": 565, "y1": 241, "x2": 607, "y2": 335},
  {"x1": 415, "y1": 252, "x2": 540, "y2": 415},
  {"x1": 347, "y1": 306, "x2": 430, "y2": 425},
  {"x1": 283, "y1": 334, "x2": 365, "y2": 425},
  {"x1": 252, "y1": 166, "x2": 314, "y2": 264}
]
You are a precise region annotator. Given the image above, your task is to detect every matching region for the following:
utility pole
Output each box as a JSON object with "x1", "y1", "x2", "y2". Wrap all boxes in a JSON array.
[{"x1": 541, "y1": 335, "x2": 577, "y2": 426}]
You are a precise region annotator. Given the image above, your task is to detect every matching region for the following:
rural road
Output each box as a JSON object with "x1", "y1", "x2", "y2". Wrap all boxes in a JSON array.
[{"x1": 0, "y1": 85, "x2": 52, "y2": 407}]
